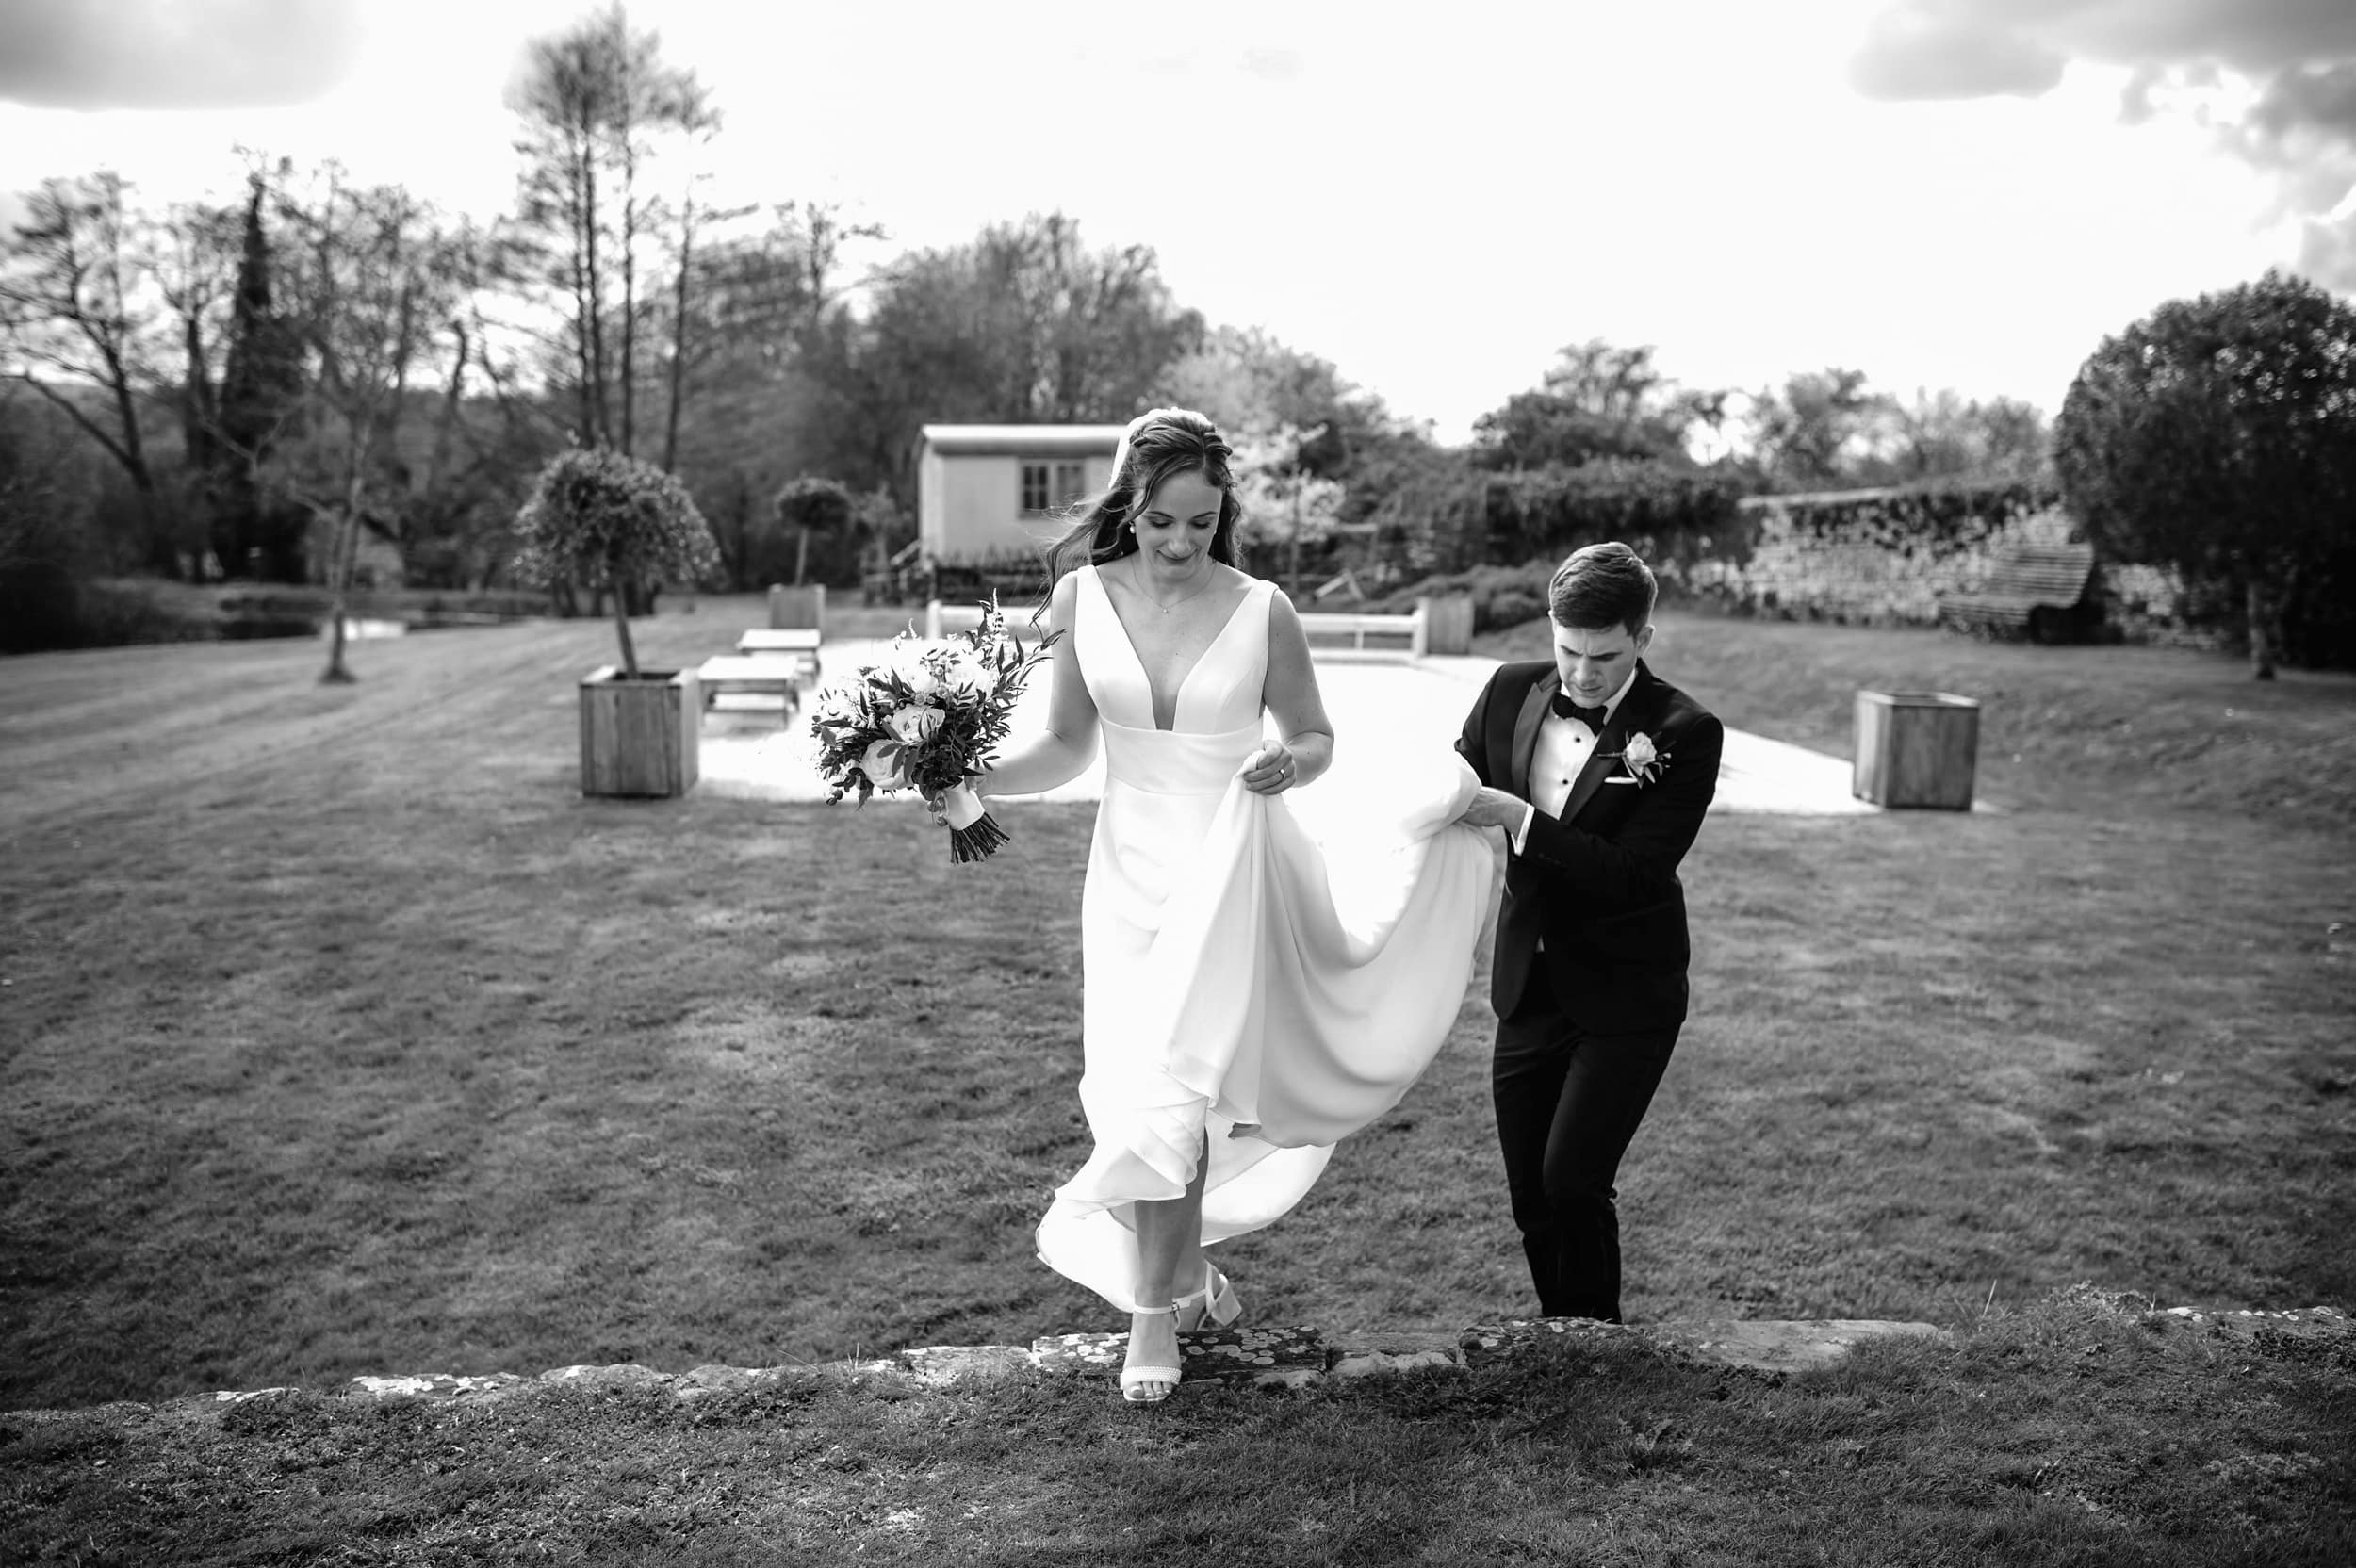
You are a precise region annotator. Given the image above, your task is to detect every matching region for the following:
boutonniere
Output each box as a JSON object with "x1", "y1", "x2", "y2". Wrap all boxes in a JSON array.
[{"x1": 1609, "y1": 731, "x2": 1668, "y2": 786}]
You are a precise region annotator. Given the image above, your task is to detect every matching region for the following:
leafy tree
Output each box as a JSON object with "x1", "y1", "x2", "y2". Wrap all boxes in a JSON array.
[
  {"x1": 823, "y1": 212, "x2": 1203, "y2": 505},
  {"x1": 1481, "y1": 458, "x2": 1747, "y2": 571},
  {"x1": 513, "y1": 447, "x2": 721, "y2": 677},
  {"x1": 1745, "y1": 368, "x2": 1895, "y2": 490},
  {"x1": 0, "y1": 390, "x2": 91, "y2": 649},
  {"x1": 1887, "y1": 387, "x2": 2051, "y2": 485},
  {"x1": 205, "y1": 174, "x2": 309, "y2": 580},
  {"x1": 1150, "y1": 327, "x2": 1369, "y2": 584},
  {"x1": 2056, "y1": 269, "x2": 2356, "y2": 678},
  {"x1": 1473, "y1": 340, "x2": 1727, "y2": 470},
  {"x1": 771, "y1": 474, "x2": 856, "y2": 588},
  {"x1": 1229, "y1": 423, "x2": 1344, "y2": 589},
  {"x1": 1156, "y1": 326, "x2": 1355, "y2": 461},
  {"x1": 1350, "y1": 433, "x2": 1485, "y2": 580}
]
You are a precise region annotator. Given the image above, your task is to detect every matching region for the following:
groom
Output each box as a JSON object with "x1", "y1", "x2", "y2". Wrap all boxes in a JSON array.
[{"x1": 1451, "y1": 542, "x2": 1723, "y2": 1323}]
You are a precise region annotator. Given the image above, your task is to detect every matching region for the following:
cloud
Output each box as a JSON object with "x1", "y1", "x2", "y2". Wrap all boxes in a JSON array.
[
  {"x1": 0, "y1": 0, "x2": 362, "y2": 111},
  {"x1": 1851, "y1": 0, "x2": 2356, "y2": 288},
  {"x1": 1850, "y1": 8, "x2": 2066, "y2": 100},
  {"x1": 1854, "y1": 0, "x2": 2356, "y2": 90}
]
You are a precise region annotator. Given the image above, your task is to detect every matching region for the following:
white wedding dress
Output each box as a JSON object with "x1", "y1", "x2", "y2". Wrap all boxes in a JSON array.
[{"x1": 1034, "y1": 564, "x2": 1497, "y2": 1310}]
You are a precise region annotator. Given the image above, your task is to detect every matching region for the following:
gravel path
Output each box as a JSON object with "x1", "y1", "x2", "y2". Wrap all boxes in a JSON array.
[{"x1": 700, "y1": 637, "x2": 1879, "y2": 815}]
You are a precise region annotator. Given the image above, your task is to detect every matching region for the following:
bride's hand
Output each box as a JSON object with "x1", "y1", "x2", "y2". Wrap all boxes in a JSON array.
[
  {"x1": 1454, "y1": 785, "x2": 1529, "y2": 830},
  {"x1": 1240, "y1": 746, "x2": 1297, "y2": 794},
  {"x1": 927, "y1": 775, "x2": 986, "y2": 825}
]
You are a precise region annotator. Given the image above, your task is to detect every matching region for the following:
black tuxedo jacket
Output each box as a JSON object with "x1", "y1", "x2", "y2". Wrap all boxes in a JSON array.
[{"x1": 1455, "y1": 658, "x2": 1723, "y2": 1033}]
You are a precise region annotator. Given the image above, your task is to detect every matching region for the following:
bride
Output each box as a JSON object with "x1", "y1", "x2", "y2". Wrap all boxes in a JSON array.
[{"x1": 970, "y1": 408, "x2": 1494, "y2": 1402}]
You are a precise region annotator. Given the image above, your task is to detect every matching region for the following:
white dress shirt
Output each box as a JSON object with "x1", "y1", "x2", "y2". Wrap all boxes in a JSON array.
[{"x1": 1510, "y1": 670, "x2": 1636, "y2": 857}]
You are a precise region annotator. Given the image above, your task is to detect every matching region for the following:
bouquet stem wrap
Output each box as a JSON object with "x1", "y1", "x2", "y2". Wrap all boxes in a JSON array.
[{"x1": 940, "y1": 783, "x2": 1009, "y2": 863}]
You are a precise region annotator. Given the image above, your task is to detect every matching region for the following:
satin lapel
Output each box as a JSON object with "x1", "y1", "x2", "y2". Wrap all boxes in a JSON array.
[
  {"x1": 1509, "y1": 672, "x2": 1556, "y2": 795},
  {"x1": 1560, "y1": 663, "x2": 1665, "y2": 825},
  {"x1": 1558, "y1": 713, "x2": 1622, "y2": 825}
]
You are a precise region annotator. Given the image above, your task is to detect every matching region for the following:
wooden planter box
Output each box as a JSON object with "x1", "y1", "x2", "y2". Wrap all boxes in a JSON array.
[
  {"x1": 1419, "y1": 593, "x2": 1475, "y2": 656},
  {"x1": 580, "y1": 666, "x2": 699, "y2": 798},
  {"x1": 1853, "y1": 690, "x2": 1979, "y2": 809},
  {"x1": 766, "y1": 583, "x2": 826, "y2": 631}
]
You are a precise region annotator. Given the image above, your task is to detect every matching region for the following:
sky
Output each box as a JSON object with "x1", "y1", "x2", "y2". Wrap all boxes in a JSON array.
[{"x1": 2, "y1": 0, "x2": 2352, "y2": 444}]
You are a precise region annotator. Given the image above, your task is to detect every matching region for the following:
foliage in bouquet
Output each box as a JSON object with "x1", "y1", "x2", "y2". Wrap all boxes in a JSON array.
[
  {"x1": 807, "y1": 599, "x2": 1055, "y2": 808},
  {"x1": 512, "y1": 448, "x2": 723, "y2": 677}
]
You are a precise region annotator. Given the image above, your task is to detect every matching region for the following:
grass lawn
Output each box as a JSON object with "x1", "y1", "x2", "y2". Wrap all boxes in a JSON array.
[
  {"x1": 1, "y1": 596, "x2": 2350, "y2": 1560},
  {"x1": 3, "y1": 1288, "x2": 2349, "y2": 1566}
]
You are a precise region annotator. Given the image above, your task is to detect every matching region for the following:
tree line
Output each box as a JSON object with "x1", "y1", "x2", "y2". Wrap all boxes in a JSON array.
[{"x1": 6, "y1": 4, "x2": 2344, "y2": 670}]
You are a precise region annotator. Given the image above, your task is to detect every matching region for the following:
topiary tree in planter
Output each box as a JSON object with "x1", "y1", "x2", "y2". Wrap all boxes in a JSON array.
[
  {"x1": 514, "y1": 447, "x2": 722, "y2": 678},
  {"x1": 513, "y1": 448, "x2": 724, "y2": 796},
  {"x1": 772, "y1": 474, "x2": 857, "y2": 589}
]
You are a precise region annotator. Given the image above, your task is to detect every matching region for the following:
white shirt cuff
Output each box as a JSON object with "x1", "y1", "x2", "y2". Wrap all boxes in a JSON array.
[{"x1": 1511, "y1": 800, "x2": 1535, "y2": 856}]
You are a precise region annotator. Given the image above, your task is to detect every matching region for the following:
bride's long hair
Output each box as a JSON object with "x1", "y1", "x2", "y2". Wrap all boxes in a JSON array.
[{"x1": 1043, "y1": 408, "x2": 1250, "y2": 588}]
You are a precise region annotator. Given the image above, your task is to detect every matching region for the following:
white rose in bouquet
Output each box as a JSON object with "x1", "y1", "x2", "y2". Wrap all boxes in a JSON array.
[
  {"x1": 889, "y1": 646, "x2": 941, "y2": 698},
  {"x1": 888, "y1": 703, "x2": 944, "y2": 746},
  {"x1": 943, "y1": 657, "x2": 992, "y2": 701},
  {"x1": 859, "y1": 738, "x2": 903, "y2": 786}
]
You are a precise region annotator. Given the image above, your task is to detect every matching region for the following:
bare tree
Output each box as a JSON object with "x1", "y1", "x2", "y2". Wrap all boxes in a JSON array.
[
  {"x1": 270, "y1": 167, "x2": 468, "y2": 681},
  {"x1": 0, "y1": 173, "x2": 171, "y2": 548},
  {"x1": 146, "y1": 192, "x2": 240, "y2": 497},
  {"x1": 503, "y1": 1, "x2": 712, "y2": 459},
  {"x1": 778, "y1": 199, "x2": 886, "y2": 347}
]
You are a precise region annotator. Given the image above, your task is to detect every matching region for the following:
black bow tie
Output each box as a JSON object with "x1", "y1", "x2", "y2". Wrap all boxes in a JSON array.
[{"x1": 1550, "y1": 691, "x2": 1608, "y2": 731}]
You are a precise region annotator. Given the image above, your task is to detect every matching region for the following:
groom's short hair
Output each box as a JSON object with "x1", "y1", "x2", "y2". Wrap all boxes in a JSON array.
[{"x1": 1548, "y1": 542, "x2": 1657, "y2": 635}]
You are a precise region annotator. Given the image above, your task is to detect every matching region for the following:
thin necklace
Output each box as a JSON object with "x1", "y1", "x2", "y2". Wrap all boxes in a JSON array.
[{"x1": 1135, "y1": 560, "x2": 1216, "y2": 614}]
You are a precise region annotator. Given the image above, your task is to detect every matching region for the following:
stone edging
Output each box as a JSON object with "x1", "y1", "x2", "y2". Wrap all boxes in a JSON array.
[
  {"x1": 90, "y1": 1302, "x2": 2336, "y2": 1419},
  {"x1": 201, "y1": 1317, "x2": 1941, "y2": 1414}
]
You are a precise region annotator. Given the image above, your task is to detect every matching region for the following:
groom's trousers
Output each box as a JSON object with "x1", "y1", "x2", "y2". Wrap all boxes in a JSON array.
[{"x1": 1492, "y1": 972, "x2": 1679, "y2": 1324}]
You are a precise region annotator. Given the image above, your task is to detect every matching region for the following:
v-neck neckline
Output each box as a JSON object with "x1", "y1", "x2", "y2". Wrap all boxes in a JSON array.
[{"x1": 1089, "y1": 563, "x2": 1259, "y2": 732}]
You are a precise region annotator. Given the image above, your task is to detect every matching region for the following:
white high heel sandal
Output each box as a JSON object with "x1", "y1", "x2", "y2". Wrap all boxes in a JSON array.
[
  {"x1": 1173, "y1": 1264, "x2": 1244, "y2": 1331},
  {"x1": 1120, "y1": 1304, "x2": 1183, "y2": 1404}
]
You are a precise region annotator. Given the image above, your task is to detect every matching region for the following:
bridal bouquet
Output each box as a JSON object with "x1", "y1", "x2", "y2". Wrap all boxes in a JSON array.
[{"x1": 807, "y1": 598, "x2": 1056, "y2": 862}]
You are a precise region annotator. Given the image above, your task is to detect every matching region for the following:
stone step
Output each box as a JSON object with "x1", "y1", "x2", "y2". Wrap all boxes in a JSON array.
[{"x1": 108, "y1": 1304, "x2": 2354, "y2": 1419}]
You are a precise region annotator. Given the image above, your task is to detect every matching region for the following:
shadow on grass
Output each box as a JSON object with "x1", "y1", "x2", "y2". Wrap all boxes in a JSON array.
[{"x1": 3, "y1": 1290, "x2": 2348, "y2": 1566}]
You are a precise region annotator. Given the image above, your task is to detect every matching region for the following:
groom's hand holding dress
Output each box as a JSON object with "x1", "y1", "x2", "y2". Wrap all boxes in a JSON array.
[{"x1": 1450, "y1": 546, "x2": 1722, "y2": 1324}]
